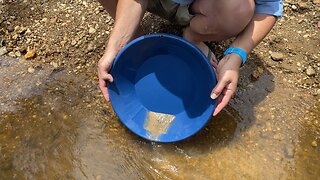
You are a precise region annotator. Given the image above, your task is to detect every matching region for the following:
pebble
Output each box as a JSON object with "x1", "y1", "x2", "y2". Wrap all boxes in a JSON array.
[
  {"x1": 14, "y1": 25, "x2": 21, "y2": 32},
  {"x1": 306, "y1": 66, "x2": 316, "y2": 76},
  {"x1": 41, "y1": 17, "x2": 48, "y2": 23},
  {"x1": 51, "y1": 62, "x2": 59, "y2": 69},
  {"x1": 317, "y1": 89, "x2": 320, "y2": 95},
  {"x1": 7, "y1": 26, "x2": 14, "y2": 32},
  {"x1": 96, "y1": 175, "x2": 102, "y2": 180},
  {"x1": 87, "y1": 42, "x2": 95, "y2": 52},
  {"x1": 15, "y1": 51, "x2": 21, "y2": 57},
  {"x1": 0, "y1": 46, "x2": 7, "y2": 55},
  {"x1": 15, "y1": 26, "x2": 27, "y2": 34},
  {"x1": 311, "y1": 140, "x2": 317, "y2": 147},
  {"x1": 298, "y1": 2, "x2": 308, "y2": 10},
  {"x1": 24, "y1": 49, "x2": 36, "y2": 59},
  {"x1": 291, "y1": 5, "x2": 297, "y2": 10},
  {"x1": 71, "y1": 39, "x2": 77, "y2": 46},
  {"x1": 50, "y1": 17, "x2": 57, "y2": 23},
  {"x1": 8, "y1": 51, "x2": 15, "y2": 57},
  {"x1": 27, "y1": 67, "x2": 35, "y2": 74},
  {"x1": 25, "y1": 28, "x2": 32, "y2": 35},
  {"x1": 89, "y1": 27, "x2": 96, "y2": 34},
  {"x1": 251, "y1": 67, "x2": 264, "y2": 80},
  {"x1": 270, "y1": 52, "x2": 284, "y2": 61}
]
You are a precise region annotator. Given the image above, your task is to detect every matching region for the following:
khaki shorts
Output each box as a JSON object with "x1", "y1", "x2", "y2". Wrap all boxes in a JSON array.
[{"x1": 147, "y1": 0, "x2": 194, "y2": 26}]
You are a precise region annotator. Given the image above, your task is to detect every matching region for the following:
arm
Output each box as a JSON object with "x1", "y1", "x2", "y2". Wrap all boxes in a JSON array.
[
  {"x1": 98, "y1": 0, "x2": 148, "y2": 101},
  {"x1": 211, "y1": 14, "x2": 277, "y2": 116}
]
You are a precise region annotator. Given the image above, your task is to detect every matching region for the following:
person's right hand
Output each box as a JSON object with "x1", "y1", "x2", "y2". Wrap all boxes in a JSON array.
[{"x1": 98, "y1": 50, "x2": 118, "y2": 101}]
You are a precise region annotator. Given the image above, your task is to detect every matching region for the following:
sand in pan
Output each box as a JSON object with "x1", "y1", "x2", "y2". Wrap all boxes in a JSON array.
[{"x1": 144, "y1": 111, "x2": 175, "y2": 140}]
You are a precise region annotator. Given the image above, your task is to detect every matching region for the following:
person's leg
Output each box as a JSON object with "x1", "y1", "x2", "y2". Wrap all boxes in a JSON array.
[
  {"x1": 98, "y1": 0, "x2": 145, "y2": 37},
  {"x1": 183, "y1": 0, "x2": 255, "y2": 52},
  {"x1": 98, "y1": 0, "x2": 118, "y2": 19}
]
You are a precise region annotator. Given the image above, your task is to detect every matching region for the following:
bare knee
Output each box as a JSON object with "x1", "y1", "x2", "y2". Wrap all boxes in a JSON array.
[
  {"x1": 189, "y1": 0, "x2": 255, "y2": 40},
  {"x1": 224, "y1": 0, "x2": 255, "y2": 37}
]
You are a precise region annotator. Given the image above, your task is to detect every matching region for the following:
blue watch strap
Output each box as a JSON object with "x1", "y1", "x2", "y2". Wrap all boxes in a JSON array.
[{"x1": 223, "y1": 47, "x2": 247, "y2": 65}]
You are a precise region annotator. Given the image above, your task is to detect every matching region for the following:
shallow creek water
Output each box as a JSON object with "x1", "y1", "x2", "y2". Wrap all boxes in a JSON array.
[{"x1": 0, "y1": 57, "x2": 319, "y2": 179}]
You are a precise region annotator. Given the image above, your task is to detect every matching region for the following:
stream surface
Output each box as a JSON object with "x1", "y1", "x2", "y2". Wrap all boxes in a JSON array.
[{"x1": 0, "y1": 57, "x2": 319, "y2": 179}]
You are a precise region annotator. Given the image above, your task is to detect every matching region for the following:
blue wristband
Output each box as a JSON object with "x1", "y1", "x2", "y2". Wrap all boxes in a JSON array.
[{"x1": 223, "y1": 47, "x2": 247, "y2": 65}]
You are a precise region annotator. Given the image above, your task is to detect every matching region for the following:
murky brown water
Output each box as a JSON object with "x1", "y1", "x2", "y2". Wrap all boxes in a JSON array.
[{"x1": 0, "y1": 57, "x2": 319, "y2": 179}]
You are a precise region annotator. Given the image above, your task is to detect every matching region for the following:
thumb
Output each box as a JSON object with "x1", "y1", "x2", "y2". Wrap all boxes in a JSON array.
[
  {"x1": 101, "y1": 72, "x2": 114, "y2": 83},
  {"x1": 210, "y1": 79, "x2": 227, "y2": 99}
]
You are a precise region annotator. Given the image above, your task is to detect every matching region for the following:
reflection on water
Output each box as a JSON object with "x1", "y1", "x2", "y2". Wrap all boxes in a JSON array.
[{"x1": 0, "y1": 57, "x2": 319, "y2": 179}]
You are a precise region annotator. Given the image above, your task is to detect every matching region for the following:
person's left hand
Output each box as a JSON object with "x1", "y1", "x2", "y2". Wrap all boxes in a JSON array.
[{"x1": 210, "y1": 53, "x2": 242, "y2": 116}]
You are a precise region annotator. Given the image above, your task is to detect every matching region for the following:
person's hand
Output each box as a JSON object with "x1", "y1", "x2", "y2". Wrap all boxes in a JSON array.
[
  {"x1": 98, "y1": 49, "x2": 118, "y2": 101},
  {"x1": 210, "y1": 53, "x2": 242, "y2": 116}
]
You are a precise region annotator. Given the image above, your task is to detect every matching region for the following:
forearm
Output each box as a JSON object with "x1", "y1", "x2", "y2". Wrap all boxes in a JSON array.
[
  {"x1": 232, "y1": 14, "x2": 277, "y2": 54},
  {"x1": 107, "y1": 0, "x2": 148, "y2": 53}
]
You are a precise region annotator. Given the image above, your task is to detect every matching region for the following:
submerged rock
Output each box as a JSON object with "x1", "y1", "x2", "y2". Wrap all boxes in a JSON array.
[
  {"x1": 251, "y1": 67, "x2": 264, "y2": 80},
  {"x1": 311, "y1": 140, "x2": 318, "y2": 147},
  {"x1": 270, "y1": 52, "x2": 284, "y2": 61},
  {"x1": 306, "y1": 66, "x2": 316, "y2": 76},
  {"x1": 24, "y1": 49, "x2": 36, "y2": 59},
  {"x1": 27, "y1": 67, "x2": 35, "y2": 74},
  {"x1": 284, "y1": 145, "x2": 295, "y2": 158}
]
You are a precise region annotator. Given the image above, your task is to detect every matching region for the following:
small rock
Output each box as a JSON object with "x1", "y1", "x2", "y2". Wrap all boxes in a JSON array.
[
  {"x1": 71, "y1": 39, "x2": 77, "y2": 46},
  {"x1": 12, "y1": 34, "x2": 19, "y2": 40},
  {"x1": 8, "y1": 51, "x2": 15, "y2": 57},
  {"x1": 51, "y1": 62, "x2": 59, "y2": 69},
  {"x1": 251, "y1": 67, "x2": 264, "y2": 80},
  {"x1": 87, "y1": 42, "x2": 95, "y2": 52},
  {"x1": 270, "y1": 52, "x2": 284, "y2": 61},
  {"x1": 96, "y1": 175, "x2": 102, "y2": 180},
  {"x1": 13, "y1": 26, "x2": 27, "y2": 34},
  {"x1": 89, "y1": 27, "x2": 96, "y2": 34},
  {"x1": 284, "y1": 145, "x2": 295, "y2": 158},
  {"x1": 313, "y1": 0, "x2": 320, "y2": 5},
  {"x1": 50, "y1": 17, "x2": 57, "y2": 23},
  {"x1": 317, "y1": 89, "x2": 320, "y2": 95},
  {"x1": 311, "y1": 140, "x2": 317, "y2": 147},
  {"x1": 25, "y1": 28, "x2": 32, "y2": 35},
  {"x1": 298, "y1": 2, "x2": 308, "y2": 10},
  {"x1": 303, "y1": 34, "x2": 309, "y2": 38},
  {"x1": 0, "y1": 46, "x2": 7, "y2": 55},
  {"x1": 306, "y1": 66, "x2": 316, "y2": 76},
  {"x1": 291, "y1": 5, "x2": 297, "y2": 10},
  {"x1": 24, "y1": 49, "x2": 36, "y2": 59},
  {"x1": 15, "y1": 51, "x2": 21, "y2": 57},
  {"x1": 41, "y1": 17, "x2": 48, "y2": 23},
  {"x1": 7, "y1": 26, "x2": 14, "y2": 32},
  {"x1": 27, "y1": 67, "x2": 35, "y2": 74}
]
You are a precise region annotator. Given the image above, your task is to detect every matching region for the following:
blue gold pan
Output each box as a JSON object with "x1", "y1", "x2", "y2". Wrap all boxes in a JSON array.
[{"x1": 108, "y1": 34, "x2": 217, "y2": 142}]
